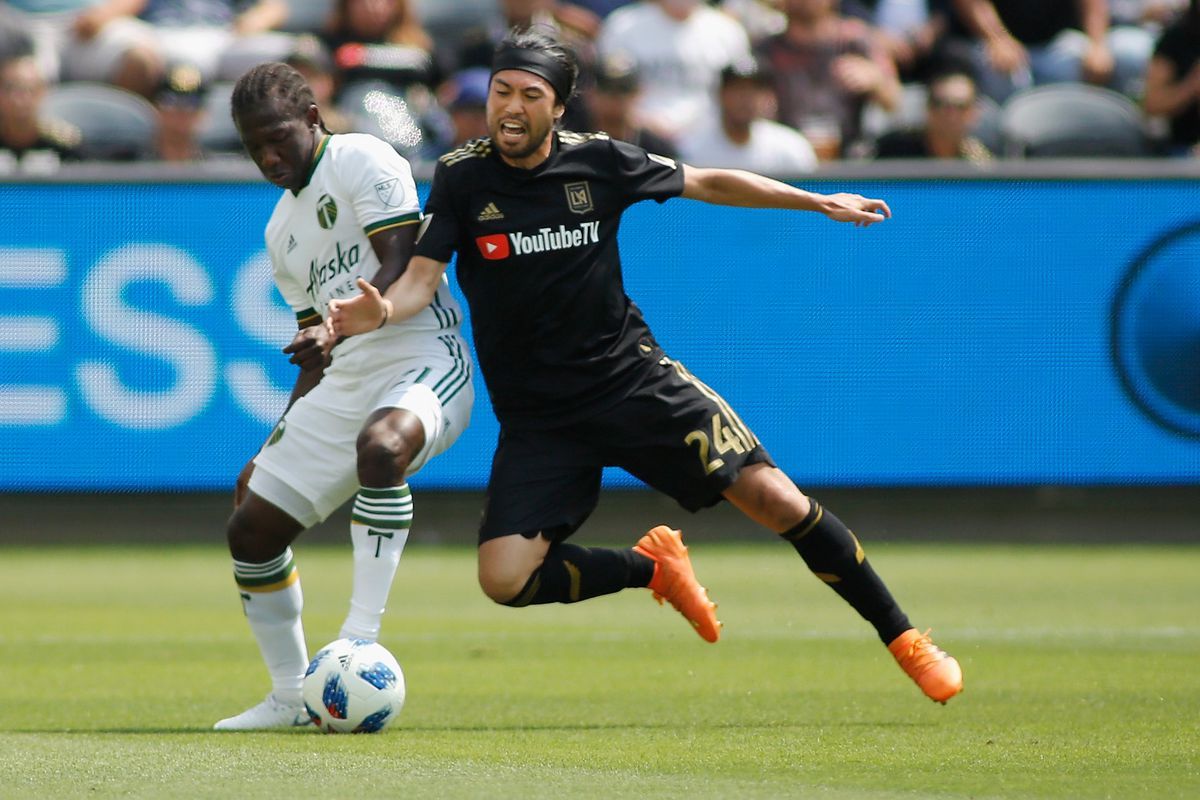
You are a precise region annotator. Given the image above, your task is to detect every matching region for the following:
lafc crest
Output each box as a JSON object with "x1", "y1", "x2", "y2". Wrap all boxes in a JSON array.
[{"x1": 564, "y1": 181, "x2": 593, "y2": 214}]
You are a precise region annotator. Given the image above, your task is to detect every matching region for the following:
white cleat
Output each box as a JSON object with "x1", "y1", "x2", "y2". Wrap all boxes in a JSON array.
[{"x1": 213, "y1": 693, "x2": 312, "y2": 731}]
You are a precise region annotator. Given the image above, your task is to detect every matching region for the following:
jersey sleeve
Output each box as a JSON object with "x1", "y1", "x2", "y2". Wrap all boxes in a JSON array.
[
  {"x1": 413, "y1": 159, "x2": 460, "y2": 263},
  {"x1": 336, "y1": 135, "x2": 422, "y2": 237},
  {"x1": 610, "y1": 137, "x2": 685, "y2": 207}
]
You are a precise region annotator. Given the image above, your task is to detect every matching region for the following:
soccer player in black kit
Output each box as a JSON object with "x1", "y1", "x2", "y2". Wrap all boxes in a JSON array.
[{"x1": 330, "y1": 30, "x2": 963, "y2": 704}]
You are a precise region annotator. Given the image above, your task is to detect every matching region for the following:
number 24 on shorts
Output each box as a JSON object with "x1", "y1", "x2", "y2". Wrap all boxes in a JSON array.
[{"x1": 685, "y1": 413, "x2": 748, "y2": 475}]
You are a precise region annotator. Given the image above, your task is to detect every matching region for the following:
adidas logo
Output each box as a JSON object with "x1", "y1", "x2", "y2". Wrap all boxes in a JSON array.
[
  {"x1": 286, "y1": 234, "x2": 297, "y2": 253},
  {"x1": 477, "y1": 202, "x2": 504, "y2": 221}
]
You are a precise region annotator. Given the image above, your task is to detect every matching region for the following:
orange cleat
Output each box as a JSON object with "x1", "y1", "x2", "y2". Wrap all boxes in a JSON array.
[
  {"x1": 633, "y1": 525, "x2": 721, "y2": 643},
  {"x1": 887, "y1": 628, "x2": 963, "y2": 704}
]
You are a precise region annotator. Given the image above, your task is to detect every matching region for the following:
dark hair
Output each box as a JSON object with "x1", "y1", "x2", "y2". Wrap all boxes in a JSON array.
[
  {"x1": 230, "y1": 62, "x2": 318, "y2": 125},
  {"x1": 495, "y1": 27, "x2": 579, "y2": 103}
]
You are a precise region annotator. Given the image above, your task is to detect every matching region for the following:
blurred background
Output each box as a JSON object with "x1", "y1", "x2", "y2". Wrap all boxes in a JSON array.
[{"x1": 1, "y1": 0, "x2": 1198, "y2": 545}]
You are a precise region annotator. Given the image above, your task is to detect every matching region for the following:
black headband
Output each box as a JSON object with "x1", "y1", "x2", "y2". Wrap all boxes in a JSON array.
[{"x1": 491, "y1": 43, "x2": 572, "y2": 103}]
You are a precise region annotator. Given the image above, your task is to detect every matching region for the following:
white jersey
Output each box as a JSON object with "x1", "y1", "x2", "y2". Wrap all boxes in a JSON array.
[
  {"x1": 264, "y1": 133, "x2": 464, "y2": 368},
  {"x1": 598, "y1": 2, "x2": 750, "y2": 137},
  {"x1": 679, "y1": 118, "x2": 818, "y2": 176}
]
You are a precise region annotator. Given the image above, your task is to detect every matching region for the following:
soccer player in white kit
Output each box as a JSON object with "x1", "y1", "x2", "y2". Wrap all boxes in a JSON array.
[{"x1": 213, "y1": 62, "x2": 473, "y2": 730}]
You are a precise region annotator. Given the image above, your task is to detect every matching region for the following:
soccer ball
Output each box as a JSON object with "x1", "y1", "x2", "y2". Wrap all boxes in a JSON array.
[{"x1": 302, "y1": 638, "x2": 406, "y2": 733}]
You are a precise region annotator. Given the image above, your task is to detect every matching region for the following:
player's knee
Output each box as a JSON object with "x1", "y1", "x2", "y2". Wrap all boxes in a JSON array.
[
  {"x1": 356, "y1": 425, "x2": 418, "y2": 483},
  {"x1": 749, "y1": 473, "x2": 811, "y2": 531},
  {"x1": 225, "y1": 507, "x2": 260, "y2": 561},
  {"x1": 478, "y1": 563, "x2": 535, "y2": 605}
]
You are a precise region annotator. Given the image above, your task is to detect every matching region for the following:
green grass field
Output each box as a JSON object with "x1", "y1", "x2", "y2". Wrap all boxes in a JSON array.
[{"x1": 0, "y1": 541, "x2": 1196, "y2": 799}]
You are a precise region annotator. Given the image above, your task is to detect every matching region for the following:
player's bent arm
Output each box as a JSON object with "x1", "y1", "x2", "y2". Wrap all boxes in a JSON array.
[
  {"x1": 328, "y1": 256, "x2": 449, "y2": 337},
  {"x1": 367, "y1": 223, "x2": 420, "y2": 293},
  {"x1": 680, "y1": 165, "x2": 891, "y2": 226}
]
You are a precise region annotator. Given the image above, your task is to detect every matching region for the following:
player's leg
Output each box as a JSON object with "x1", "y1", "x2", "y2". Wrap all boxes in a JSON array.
[
  {"x1": 723, "y1": 458, "x2": 962, "y2": 703},
  {"x1": 341, "y1": 345, "x2": 474, "y2": 641},
  {"x1": 216, "y1": 382, "x2": 364, "y2": 730},
  {"x1": 474, "y1": 428, "x2": 657, "y2": 611},
  {"x1": 340, "y1": 406, "x2": 422, "y2": 642},
  {"x1": 215, "y1": 483, "x2": 313, "y2": 730}
]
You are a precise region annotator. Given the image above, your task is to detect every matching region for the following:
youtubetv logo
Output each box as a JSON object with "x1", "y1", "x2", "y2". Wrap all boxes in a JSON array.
[{"x1": 476, "y1": 221, "x2": 600, "y2": 260}]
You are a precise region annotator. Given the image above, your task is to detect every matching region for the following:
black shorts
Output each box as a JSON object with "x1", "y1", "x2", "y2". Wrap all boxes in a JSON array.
[{"x1": 478, "y1": 354, "x2": 775, "y2": 543}]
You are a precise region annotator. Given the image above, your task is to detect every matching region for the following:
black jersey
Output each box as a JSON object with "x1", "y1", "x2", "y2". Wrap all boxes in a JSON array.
[{"x1": 416, "y1": 130, "x2": 685, "y2": 429}]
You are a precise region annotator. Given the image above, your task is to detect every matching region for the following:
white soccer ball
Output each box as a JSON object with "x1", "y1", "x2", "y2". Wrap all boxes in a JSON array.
[{"x1": 302, "y1": 638, "x2": 406, "y2": 733}]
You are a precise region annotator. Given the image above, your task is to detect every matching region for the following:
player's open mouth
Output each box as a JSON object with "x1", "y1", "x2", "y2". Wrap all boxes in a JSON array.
[{"x1": 499, "y1": 121, "x2": 526, "y2": 141}]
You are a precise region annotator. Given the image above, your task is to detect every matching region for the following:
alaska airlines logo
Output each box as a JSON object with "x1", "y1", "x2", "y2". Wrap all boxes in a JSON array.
[
  {"x1": 1110, "y1": 221, "x2": 1200, "y2": 438},
  {"x1": 306, "y1": 241, "x2": 361, "y2": 297},
  {"x1": 475, "y1": 221, "x2": 600, "y2": 261}
]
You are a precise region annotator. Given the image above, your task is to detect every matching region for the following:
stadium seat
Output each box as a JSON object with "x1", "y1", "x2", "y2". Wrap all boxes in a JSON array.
[
  {"x1": 281, "y1": 0, "x2": 334, "y2": 34},
  {"x1": 1000, "y1": 83, "x2": 1151, "y2": 157},
  {"x1": 199, "y1": 81, "x2": 242, "y2": 154},
  {"x1": 861, "y1": 82, "x2": 929, "y2": 143},
  {"x1": 43, "y1": 82, "x2": 157, "y2": 161},
  {"x1": 215, "y1": 33, "x2": 299, "y2": 83}
]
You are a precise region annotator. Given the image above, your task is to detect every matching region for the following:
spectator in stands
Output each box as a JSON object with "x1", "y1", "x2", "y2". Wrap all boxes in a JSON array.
[
  {"x1": 871, "y1": 69, "x2": 992, "y2": 161},
  {"x1": 323, "y1": 0, "x2": 437, "y2": 91},
  {"x1": 0, "y1": 46, "x2": 82, "y2": 172},
  {"x1": 0, "y1": 0, "x2": 160, "y2": 94},
  {"x1": 869, "y1": 0, "x2": 956, "y2": 81},
  {"x1": 951, "y1": 0, "x2": 1153, "y2": 101},
  {"x1": 679, "y1": 56, "x2": 817, "y2": 173},
  {"x1": 1143, "y1": 0, "x2": 1200, "y2": 153},
  {"x1": 597, "y1": 0, "x2": 752, "y2": 141},
  {"x1": 755, "y1": 0, "x2": 901, "y2": 159},
  {"x1": 152, "y1": 61, "x2": 207, "y2": 161},
  {"x1": 721, "y1": 0, "x2": 787, "y2": 43},
  {"x1": 583, "y1": 52, "x2": 678, "y2": 156},
  {"x1": 441, "y1": 66, "x2": 490, "y2": 147},
  {"x1": 1111, "y1": 0, "x2": 1187, "y2": 32},
  {"x1": 127, "y1": 0, "x2": 289, "y2": 90},
  {"x1": 567, "y1": 0, "x2": 636, "y2": 18},
  {"x1": 284, "y1": 34, "x2": 353, "y2": 133}
]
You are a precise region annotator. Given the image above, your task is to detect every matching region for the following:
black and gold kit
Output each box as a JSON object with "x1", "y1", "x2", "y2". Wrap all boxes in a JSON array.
[{"x1": 416, "y1": 131, "x2": 773, "y2": 540}]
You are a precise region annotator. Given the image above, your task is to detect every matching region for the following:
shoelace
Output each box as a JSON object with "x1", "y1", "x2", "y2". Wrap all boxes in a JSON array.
[{"x1": 898, "y1": 629, "x2": 945, "y2": 670}]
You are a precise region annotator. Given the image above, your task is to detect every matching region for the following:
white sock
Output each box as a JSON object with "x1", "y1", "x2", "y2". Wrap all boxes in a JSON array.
[
  {"x1": 233, "y1": 548, "x2": 306, "y2": 705},
  {"x1": 339, "y1": 484, "x2": 412, "y2": 641}
]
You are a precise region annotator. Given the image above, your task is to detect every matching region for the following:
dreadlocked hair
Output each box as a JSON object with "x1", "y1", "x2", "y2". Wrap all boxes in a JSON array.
[{"x1": 230, "y1": 62, "x2": 323, "y2": 129}]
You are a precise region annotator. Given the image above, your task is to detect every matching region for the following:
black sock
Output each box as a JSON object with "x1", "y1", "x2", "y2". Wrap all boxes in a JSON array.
[
  {"x1": 503, "y1": 543, "x2": 656, "y2": 607},
  {"x1": 782, "y1": 500, "x2": 912, "y2": 644}
]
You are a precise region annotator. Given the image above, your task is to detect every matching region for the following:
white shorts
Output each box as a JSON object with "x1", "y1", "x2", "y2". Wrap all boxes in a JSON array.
[{"x1": 248, "y1": 334, "x2": 473, "y2": 528}]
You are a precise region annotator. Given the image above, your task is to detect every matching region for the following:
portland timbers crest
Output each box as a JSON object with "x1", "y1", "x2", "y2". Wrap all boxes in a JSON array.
[{"x1": 316, "y1": 194, "x2": 338, "y2": 229}]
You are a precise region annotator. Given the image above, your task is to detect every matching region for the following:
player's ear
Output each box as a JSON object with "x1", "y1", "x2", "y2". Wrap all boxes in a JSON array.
[{"x1": 305, "y1": 103, "x2": 320, "y2": 128}]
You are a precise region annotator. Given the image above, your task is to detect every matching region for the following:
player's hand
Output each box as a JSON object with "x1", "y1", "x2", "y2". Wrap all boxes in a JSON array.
[
  {"x1": 283, "y1": 324, "x2": 332, "y2": 371},
  {"x1": 820, "y1": 193, "x2": 891, "y2": 227},
  {"x1": 328, "y1": 278, "x2": 387, "y2": 338}
]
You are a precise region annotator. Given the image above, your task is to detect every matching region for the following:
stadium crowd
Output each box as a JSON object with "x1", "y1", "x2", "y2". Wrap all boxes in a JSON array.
[{"x1": 0, "y1": 0, "x2": 1198, "y2": 172}]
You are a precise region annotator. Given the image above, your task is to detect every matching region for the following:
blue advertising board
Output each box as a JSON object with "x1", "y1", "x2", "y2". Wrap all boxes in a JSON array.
[{"x1": 1, "y1": 178, "x2": 1198, "y2": 490}]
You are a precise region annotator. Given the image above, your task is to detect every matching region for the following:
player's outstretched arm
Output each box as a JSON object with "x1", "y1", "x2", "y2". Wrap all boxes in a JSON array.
[
  {"x1": 680, "y1": 165, "x2": 891, "y2": 227},
  {"x1": 328, "y1": 256, "x2": 449, "y2": 337}
]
